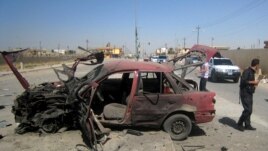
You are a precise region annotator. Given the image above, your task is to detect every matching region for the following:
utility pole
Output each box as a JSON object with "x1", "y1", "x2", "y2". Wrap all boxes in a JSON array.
[
  {"x1": 196, "y1": 25, "x2": 200, "y2": 45},
  {"x1": 86, "y1": 39, "x2": 89, "y2": 50},
  {"x1": 183, "y1": 37, "x2": 186, "y2": 48},
  {"x1": 39, "y1": 41, "x2": 42, "y2": 50},
  {"x1": 211, "y1": 37, "x2": 214, "y2": 47},
  {"x1": 135, "y1": 26, "x2": 139, "y2": 60},
  {"x1": 135, "y1": 0, "x2": 139, "y2": 60}
]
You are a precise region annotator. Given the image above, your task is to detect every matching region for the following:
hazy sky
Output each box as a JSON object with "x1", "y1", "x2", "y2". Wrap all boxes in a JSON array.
[{"x1": 0, "y1": 0, "x2": 267, "y2": 53}]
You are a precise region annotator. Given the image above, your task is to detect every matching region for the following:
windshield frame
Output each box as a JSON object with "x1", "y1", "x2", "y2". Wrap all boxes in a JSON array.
[{"x1": 214, "y1": 59, "x2": 233, "y2": 65}]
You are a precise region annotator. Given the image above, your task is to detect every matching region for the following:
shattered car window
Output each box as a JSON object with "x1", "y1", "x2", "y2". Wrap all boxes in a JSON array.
[
  {"x1": 214, "y1": 59, "x2": 233, "y2": 65},
  {"x1": 79, "y1": 64, "x2": 106, "y2": 82},
  {"x1": 140, "y1": 72, "x2": 161, "y2": 93},
  {"x1": 171, "y1": 72, "x2": 195, "y2": 92}
]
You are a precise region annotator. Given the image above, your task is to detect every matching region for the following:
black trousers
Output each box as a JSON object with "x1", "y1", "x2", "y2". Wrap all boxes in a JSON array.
[
  {"x1": 199, "y1": 77, "x2": 208, "y2": 91},
  {"x1": 238, "y1": 89, "x2": 253, "y2": 126}
]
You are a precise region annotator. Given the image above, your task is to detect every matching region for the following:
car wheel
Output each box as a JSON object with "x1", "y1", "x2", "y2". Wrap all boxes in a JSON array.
[
  {"x1": 42, "y1": 118, "x2": 59, "y2": 133},
  {"x1": 233, "y1": 77, "x2": 239, "y2": 83},
  {"x1": 211, "y1": 70, "x2": 217, "y2": 82},
  {"x1": 163, "y1": 114, "x2": 192, "y2": 140}
]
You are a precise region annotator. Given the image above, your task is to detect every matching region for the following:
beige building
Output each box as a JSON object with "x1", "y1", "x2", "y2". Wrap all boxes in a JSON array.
[{"x1": 96, "y1": 47, "x2": 123, "y2": 58}]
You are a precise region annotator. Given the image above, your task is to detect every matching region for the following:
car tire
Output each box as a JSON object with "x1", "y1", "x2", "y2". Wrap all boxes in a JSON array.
[
  {"x1": 233, "y1": 77, "x2": 239, "y2": 83},
  {"x1": 41, "y1": 118, "x2": 59, "y2": 133},
  {"x1": 211, "y1": 70, "x2": 217, "y2": 82},
  {"x1": 163, "y1": 114, "x2": 192, "y2": 140}
]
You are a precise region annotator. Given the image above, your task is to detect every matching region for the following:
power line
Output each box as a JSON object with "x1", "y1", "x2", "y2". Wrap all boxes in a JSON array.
[
  {"x1": 203, "y1": 0, "x2": 266, "y2": 28},
  {"x1": 220, "y1": 14, "x2": 268, "y2": 37}
]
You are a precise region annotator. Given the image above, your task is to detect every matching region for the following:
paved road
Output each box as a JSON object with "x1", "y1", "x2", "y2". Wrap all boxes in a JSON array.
[
  {"x1": 186, "y1": 69, "x2": 268, "y2": 127},
  {"x1": 207, "y1": 78, "x2": 268, "y2": 125}
]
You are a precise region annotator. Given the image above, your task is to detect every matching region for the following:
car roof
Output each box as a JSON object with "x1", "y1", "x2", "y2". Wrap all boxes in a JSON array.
[
  {"x1": 190, "y1": 45, "x2": 222, "y2": 61},
  {"x1": 103, "y1": 60, "x2": 173, "y2": 73}
]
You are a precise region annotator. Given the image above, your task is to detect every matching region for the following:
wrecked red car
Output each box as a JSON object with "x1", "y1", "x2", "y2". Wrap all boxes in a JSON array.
[
  {"x1": 88, "y1": 60, "x2": 216, "y2": 139},
  {"x1": 1, "y1": 46, "x2": 216, "y2": 149}
]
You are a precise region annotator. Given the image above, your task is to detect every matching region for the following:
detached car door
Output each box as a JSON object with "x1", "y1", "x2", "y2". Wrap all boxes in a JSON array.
[{"x1": 131, "y1": 72, "x2": 180, "y2": 128}]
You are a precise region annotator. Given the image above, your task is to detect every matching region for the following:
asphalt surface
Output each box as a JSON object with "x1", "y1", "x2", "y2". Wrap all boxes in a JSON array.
[{"x1": 188, "y1": 71, "x2": 268, "y2": 126}]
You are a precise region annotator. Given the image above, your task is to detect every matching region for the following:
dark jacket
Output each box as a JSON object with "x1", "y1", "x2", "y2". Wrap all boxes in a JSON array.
[{"x1": 239, "y1": 67, "x2": 256, "y2": 94}]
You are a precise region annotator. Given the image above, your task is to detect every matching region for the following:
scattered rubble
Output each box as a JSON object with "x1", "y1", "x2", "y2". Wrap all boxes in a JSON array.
[
  {"x1": 0, "y1": 105, "x2": 5, "y2": 110},
  {"x1": 0, "y1": 120, "x2": 12, "y2": 128}
]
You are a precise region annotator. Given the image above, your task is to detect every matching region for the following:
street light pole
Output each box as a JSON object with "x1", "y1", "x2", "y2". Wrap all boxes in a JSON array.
[
  {"x1": 39, "y1": 41, "x2": 42, "y2": 50},
  {"x1": 86, "y1": 39, "x2": 89, "y2": 50},
  {"x1": 183, "y1": 37, "x2": 186, "y2": 48},
  {"x1": 211, "y1": 37, "x2": 214, "y2": 47},
  {"x1": 196, "y1": 25, "x2": 200, "y2": 45}
]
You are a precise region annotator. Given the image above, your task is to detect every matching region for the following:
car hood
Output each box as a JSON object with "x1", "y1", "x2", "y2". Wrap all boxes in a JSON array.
[{"x1": 214, "y1": 65, "x2": 240, "y2": 70}]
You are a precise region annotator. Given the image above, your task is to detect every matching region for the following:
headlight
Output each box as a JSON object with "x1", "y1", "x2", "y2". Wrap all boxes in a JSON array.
[
  {"x1": 234, "y1": 69, "x2": 240, "y2": 72},
  {"x1": 215, "y1": 68, "x2": 225, "y2": 72}
]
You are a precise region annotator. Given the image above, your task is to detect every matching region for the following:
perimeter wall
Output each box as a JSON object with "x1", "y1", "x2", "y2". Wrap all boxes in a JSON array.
[{"x1": 219, "y1": 49, "x2": 268, "y2": 74}]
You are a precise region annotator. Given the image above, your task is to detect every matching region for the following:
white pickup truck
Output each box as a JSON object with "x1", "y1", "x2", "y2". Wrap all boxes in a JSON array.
[
  {"x1": 150, "y1": 55, "x2": 168, "y2": 63},
  {"x1": 208, "y1": 57, "x2": 241, "y2": 83}
]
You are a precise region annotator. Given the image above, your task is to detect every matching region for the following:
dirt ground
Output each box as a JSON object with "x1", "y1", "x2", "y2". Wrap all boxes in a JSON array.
[
  {"x1": 1, "y1": 94, "x2": 268, "y2": 151},
  {"x1": 174, "y1": 94, "x2": 268, "y2": 151},
  {"x1": 0, "y1": 105, "x2": 175, "y2": 151}
]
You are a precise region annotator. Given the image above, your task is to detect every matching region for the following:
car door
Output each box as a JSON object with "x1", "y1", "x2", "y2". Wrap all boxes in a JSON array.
[{"x1": 131, "y1": 72, "x2": 179, "y2": 128}]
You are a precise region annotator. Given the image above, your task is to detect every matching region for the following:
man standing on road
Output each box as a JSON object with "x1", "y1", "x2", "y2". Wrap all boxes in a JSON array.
[
  {"x1": 237, "y1": 58, "x2": 260, "y2": 131},
  {"x1": 199, "y1": 61, "x2": 209, "y2": 91}
]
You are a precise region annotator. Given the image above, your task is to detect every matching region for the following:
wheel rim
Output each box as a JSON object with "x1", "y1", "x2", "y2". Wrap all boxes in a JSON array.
[
  {"x1": 42, "y1": 119, "x2": 58, "y2": 133},
  {"x1": 171, "y1": 120, "x2": 186, "y2": 134}
]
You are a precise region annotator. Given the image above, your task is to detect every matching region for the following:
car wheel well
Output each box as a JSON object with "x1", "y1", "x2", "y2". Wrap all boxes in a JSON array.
[
  {"x1": 211, "y1": 69, "x2": 217, "y2": 82},
  {"x1": 163, "y1": 111, "x2": 195, "y2": 126},
  {"x1": 162, "y1": 112, "x2": 194, "y2": 140},
  {"x1": 233, "y1": 77, "x2": 239, "y2": 83}
]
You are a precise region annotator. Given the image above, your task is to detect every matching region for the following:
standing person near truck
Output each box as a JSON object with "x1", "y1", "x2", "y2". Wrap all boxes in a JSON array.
[
  {"x1": 199, "y1": 61, "x2": 209, "y2": 91},
  {"x1": 237, "y1": 58, "x2": 260, "y2": 131}
]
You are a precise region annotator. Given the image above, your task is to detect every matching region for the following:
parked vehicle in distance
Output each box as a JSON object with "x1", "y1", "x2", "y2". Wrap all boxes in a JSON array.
[
  {"x1": 208, "y1": 57, "x2": 241, "y2": 83},
  {"x1": 150, "y1": 56, "x2": 159, "y2": 63},
  {"x1": 150, "y1": 55, "x2": 168, "y2": 63},
  {"x1": 158, "y1": 55, "x2": 168, "y2": 63},
  {"x1": 186, "y1": 56, "x2": 201, "y2": 64},
  {"x1": 191, "y1": 56, "x2": 200, "y2": 63}
]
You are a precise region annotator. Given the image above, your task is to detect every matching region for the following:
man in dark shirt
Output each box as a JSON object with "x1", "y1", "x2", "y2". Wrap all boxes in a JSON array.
[{"x1": 237, "y1": 58, "x2": 260, "y2": 131}]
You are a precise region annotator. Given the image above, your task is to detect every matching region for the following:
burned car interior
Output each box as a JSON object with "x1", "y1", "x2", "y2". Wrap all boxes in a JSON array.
[{"x1": 0, "y1": 45, "x2": 216, "y2": 150}]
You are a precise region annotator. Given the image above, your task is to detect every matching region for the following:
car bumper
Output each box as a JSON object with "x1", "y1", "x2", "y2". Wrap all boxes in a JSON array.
[
  {"x1": 157, "y1": 60, "x2": 167, "y2": 63},
  {"x1": 214, "y1": 71, "x2": 241, "y2": 79},
  {"x1": 195, "y1": 110, "x2": 215, "y2": 123}
]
